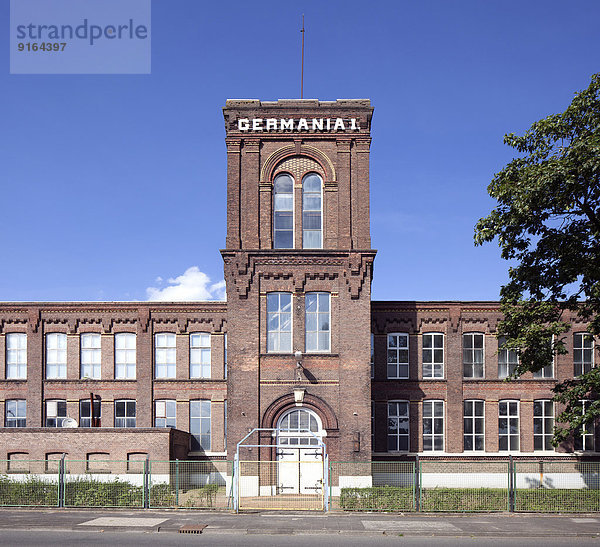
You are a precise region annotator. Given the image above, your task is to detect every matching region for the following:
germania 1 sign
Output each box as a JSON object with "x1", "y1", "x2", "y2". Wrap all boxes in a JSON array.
[{"x1": 237, "y1": 118, "x2": 360, "y2": 132}]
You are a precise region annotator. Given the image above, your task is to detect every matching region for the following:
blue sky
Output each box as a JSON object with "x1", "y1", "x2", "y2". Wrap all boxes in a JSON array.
[{"x1": 1, "y1": 0, "x2": 598, "y2": 302}]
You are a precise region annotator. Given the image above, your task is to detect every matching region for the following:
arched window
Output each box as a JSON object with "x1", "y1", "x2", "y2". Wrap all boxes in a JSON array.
[
  {"x1": 302, "y1": 173, "x2": 322, "y2": 249},
  {"x1": 277, "y1": 408, "x2": 322, "y2": 446},
  {"x1": 273, "y1": 174, "x2": 294, "y2": 249}
]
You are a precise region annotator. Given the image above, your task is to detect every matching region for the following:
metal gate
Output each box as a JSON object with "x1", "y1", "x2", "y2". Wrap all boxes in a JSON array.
[{"x1": 233, "y1": 428, "x2": 329, "y2": 512}]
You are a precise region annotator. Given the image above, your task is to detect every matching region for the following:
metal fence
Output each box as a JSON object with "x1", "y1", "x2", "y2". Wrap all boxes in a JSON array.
[{"x1": 0, "y1": 458, "x2": 599, "y2": 512}]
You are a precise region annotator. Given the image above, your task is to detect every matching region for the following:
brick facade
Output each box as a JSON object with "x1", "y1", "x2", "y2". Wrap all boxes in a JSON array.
[{"x1": 0, "y1": 99, "x2": 597, "y2": 462}]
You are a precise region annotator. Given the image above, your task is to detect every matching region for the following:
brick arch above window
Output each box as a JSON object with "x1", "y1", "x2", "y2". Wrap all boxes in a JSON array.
[
  {"x1": 273, "y1": 156, "x2": 325, "y2": 182},
  {"x1": 261, "y1": 392, "x2": 339, "y2": 433},
  {"x1": 261, "y1": 145, "x2": 335, "y2": 182}
]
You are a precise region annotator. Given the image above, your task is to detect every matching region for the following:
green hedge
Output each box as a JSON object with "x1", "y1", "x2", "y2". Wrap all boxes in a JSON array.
[
  {"x1": 0, "y1": 476, "x2": 59, "y2": 506},
  {"x1": 64, "y1": 478, "x2": 143, "y2": 507},
  {"x1": 340, "y1": 486, "x2": 414, "y2": 511},
  {"x1": 421, "y1": 487, "x2": 507, "y2": 512},
  {"x1": 515, "y1": 489, "x2": 600, "y2": 512}
]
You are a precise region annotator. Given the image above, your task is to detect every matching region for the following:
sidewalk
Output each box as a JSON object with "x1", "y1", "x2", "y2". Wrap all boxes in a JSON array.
[{"x1": 0, "y1": 509, "x2": 599, "y2": 537}]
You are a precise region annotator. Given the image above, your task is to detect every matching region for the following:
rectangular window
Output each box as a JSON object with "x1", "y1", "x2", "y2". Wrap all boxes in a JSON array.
[
  {"x1": 305, "y1": 292, "x2": 330, "y2": 352},
  {"x1": 155, "y1": 399, "x2": 176, "y2": 428},
  {"x1": 115, "y1": 333, "x2": 136, "y2": 379},
  {"x1": 423, "y1": 400, "x2": 444, "y2": 451},
  {"x1": 533, "y1": 338, "x2": 554, "y2": 378},
  {"x1": 463, "y1": 400, "x2": 485, "y2": 451},
  {"x1": 422, "y1": 333, "x2": 444, "y2": 378},
  {"x1": 387, "y1": 401, "x2": 409, "y2": 452},
  {"x1": 224, "y1": 333, "x2": 227, "y2": 379},
  {"x1": 387, "y1": 333, "x2": 409, "y2": 379},
  {"x1": 190, "y1": 333, "x2": 211, "y2": 378},
  {"x1": 574, "y1": 401, "x2": 595, "y2": 452},
  {"x1": 370, "y1": 333, "x2": 374, "y2": 379},
  {"x1": 6, "y1": 333, "x2": 27, "y2": 379},
  {"x1": 463, "y1": 333, "x2": 484, "y2": 378},
  {"x1": 499, "y1": 400, "x2": 519, "y2": 451},
  {"x1": 115, "y1": 399, "x2": 136, "y2": 428},
  {"x1": 267, "y1": 292, "x2": 292, "y2": 353},
  {"x1": 155, "y1": 333, "x2": 176, "y2": 379},
  {"x1": 574, "y1": 333, "x2": 594, "y2": 376},
  {"x1": 46, "y1": 333, "x2": 67, "y2": 379},
  {"x1": 5, "y1": 400, "x2": 26, "y2": 427},
  {"x1": 498, "y1": 336, "x2": 518, "y2": 378},
  {"x1": 45, "y1": 400, "x2": 67, "y2": 427},
  {"x1": 533, "y1": 400, "x2": 554, "y2": 451},
  {"x1": 80, "y1": 333, "x2": 101, "y2": 379},
  {"x1": 190, "y1": 400, "x2": 211, "y2": 451},
  {"x1": 79, "y1": 399, "x2": 101, "y2": 427}
]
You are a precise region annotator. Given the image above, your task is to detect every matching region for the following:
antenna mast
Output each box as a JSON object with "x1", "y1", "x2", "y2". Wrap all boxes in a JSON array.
[{"x1": 300, "y1": 14, "x2": 305, "y2": 99}]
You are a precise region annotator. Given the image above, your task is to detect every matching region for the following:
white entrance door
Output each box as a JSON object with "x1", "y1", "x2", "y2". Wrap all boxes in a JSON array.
[{"x1": 276, "y1": 408, "x2": 324, "y2": 494}]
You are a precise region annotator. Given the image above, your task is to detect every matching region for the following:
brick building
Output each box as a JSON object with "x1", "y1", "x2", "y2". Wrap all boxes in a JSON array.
[{"x1": 0, "y1": 99, "x2": 597, "y2": 472}]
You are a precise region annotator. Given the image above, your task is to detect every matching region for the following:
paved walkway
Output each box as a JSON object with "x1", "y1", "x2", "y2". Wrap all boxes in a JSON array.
[{"x1": 0, "y1": 509, "x2": 599, "y2": 537}]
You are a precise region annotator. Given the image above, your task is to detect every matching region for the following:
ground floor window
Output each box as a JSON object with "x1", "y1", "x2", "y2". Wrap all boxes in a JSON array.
[
  {"x1": 190, "y1": 400, "x2": 211, "y2": 451},
  {"x1": 499, "y1": 400, "x2": 519, "y2": 451},
  {"x1": 533, "y1": 400, "x2": 554, "y2": 451},
  {"x1": 463, "y1": 400, "x2": 484, "y2": 451},
  {"x1": 423, "y1": 400, "x2": 444, "y2": 451},
  {"x1": 387, "y1": 401, "x2": 409, "y2": 452},
  {"x1": 115, "y1": 399, "x2": 136, "y2": 428}
]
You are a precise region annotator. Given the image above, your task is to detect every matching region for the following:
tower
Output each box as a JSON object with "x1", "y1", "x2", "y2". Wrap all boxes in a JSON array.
[{"x1": 221, "y1": 99, "x2": 375, "y2": 466}]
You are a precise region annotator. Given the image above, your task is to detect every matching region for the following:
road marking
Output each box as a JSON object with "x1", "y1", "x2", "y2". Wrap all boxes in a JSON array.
[
  {"x1": 78, "y1": 517, "x2": 168, "y2": 527},
  {"x1": 571, "y1": 518, "x2": 598, "y2": 523},
  {"x1": 362, "y1": 521, "x2": 460, "y2": 531}
]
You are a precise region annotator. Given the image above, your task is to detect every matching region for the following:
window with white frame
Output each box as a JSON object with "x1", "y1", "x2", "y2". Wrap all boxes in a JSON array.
[
  {"x1": 6, "y1": 333, "x2": 27, "y2": 379},
  {"x1": 422, "y1": 333, "x2": 444, "y2": 378},
  {"x1": 155, "y1": 333, "x2": 176, "y2": 379},
  {"x1": 387, "y1": 401, "x2": 410, "y2": 452},
  {"x1": 574, "y1": 401, "x2": 595, "y2": 452},
  {"x1": 387, "y1": 333, "x2": 409, "y2": 379},
  {"x1": 302, "y1": 173, "x2": 323, "y2": 249},
  {"x1": 574, "y1": 333, "x2": 594, "y2": 376},
  {"x1": 5, "y1": 400, "x2": 26, "y2": 427},
  {"x1": 463, "y1": 332, "x2": 484, "y2": 378},
  {"x1": 114, "y1": 399, "x2": 136, "y2": 428},
  {"x1": 498, "y1": 336, "x2": 519, "y2": 378},
  {"x1": 532, "y1": 338, "x2": 554, "y2": 378},
  {"x1": 155, "y1": 399, "x2": 176, "y2": 428},
  {"x1": 533, "y1": 400, "x2": 554, "y2": 451},
  {"x1": 267, "y1": 292, "x2": 292, "y2": 353},
  {"x1": 45, "y1": 399, "x2": 67, "y2": 427},
  {"x1": 224, "y1": 333, "x2": 227, "y2": 379},
  {"x1": 371, "y1": 401, "x2": 374, "y2": 447},
  {"x1": 79, "y1": 399, "x2": 101, "y2": 427},
  {"x1": 370, "y1": 333, "x2": 374, "y2": 379},
  {"x1": 463, "y1": 400, "x2": 485, "y2": 451},
  {"x1": 273, "y1": 173, "x2": 294, "y2": 249},
  {"x1": 46, "y1": 333, "x2": 67, "y2": 379},
  {"x1": 305, "y1": 292, "x2": 330, "y2": 352},
  {"x1": 499, "y1": 400, "x2": 519, "y2": 451},
  {"x1": 80, "y1": 333, "x2": 101, "y2": 379},
  {"x1": 190, "y1": 333, "x2": 211, "y2": 378},
  {"x1": 190, "y1": 400, "x2": 211, "y2": 451},
  {"x1": 115, "y1": 333, "x2": 136, "y2": 379},
  {"x1": 423, "y1": 400, "x2": 444, "y2": 451}
]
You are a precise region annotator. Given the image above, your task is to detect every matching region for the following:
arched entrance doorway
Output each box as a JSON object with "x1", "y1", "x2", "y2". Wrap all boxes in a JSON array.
[{"x1": 276, "y1": 407, "x2": 325, "y2": 494}]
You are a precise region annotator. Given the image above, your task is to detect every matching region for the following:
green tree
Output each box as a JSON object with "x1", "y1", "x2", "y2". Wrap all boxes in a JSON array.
[{"x1": 475, "y1": 73, "x2": 600, "y2": 446}]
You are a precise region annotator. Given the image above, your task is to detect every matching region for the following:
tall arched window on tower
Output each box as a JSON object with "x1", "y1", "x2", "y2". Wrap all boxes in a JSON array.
[
  {"x1": 273, "y1": 173, "x2": 294, "y2": 249},
  {"x1": 302, "y1": 173, "x2": 323, "y2": 249}
]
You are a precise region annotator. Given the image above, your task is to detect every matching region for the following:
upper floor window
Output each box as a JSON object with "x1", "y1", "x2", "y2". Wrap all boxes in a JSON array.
[
  {"x1": 533, "y1": 337, "x2": 554, "y2": 379},
  {"x1": 302, "y1": 173, "x2": 323, "y2": 249},
  {"x1": 46, "y1": 333, "x2": 67, "y2": 379},
  {"x1": 370, "y1": 333, "x2": 374, "y2": 379},
  {"x1": 387, "y1": 333, "x2": 409, "y2": 379},
  {"x1": 6, "y1": 333, "x2": 27, "y2": 379},
  {"x1": 155, "y1": 399, "x2": 176, "y2": 428},
  {"x1": 533, "y1": 400, "x2": 554, "y2": 451},
  {"x1": 273, "y1": 173, "x2": 294, "y2": 249},
  {"x1": 115, "y1": 333, "x2": 136, "y2": 379},
  {"x1": 45, "y1": 399, "x2": 67, "y2": 427},
  {"x1": 80, "y1": 333, "x2": 101, "y2": 379},
  {"x1": 115, "y1": 399, "x2": 136, "y2": 428},
  {"x1": 574, "y1": 333, "x2": 594, "y2": 376},
  {"x1": 463, "y1": 333, "x2": 484, "y2": 378},
  {"x1": 498, "y1": 336, "x2": 518, "y2": 378},
  {"x1": 190, "y1": 332, "x2": 211, "y2": 378},
  {"x1": 155, "y1": 333, "x2": 176, "y2": 379},
  {"x1": 267, "y1": 292, "x2": 292, "y2": 353},
  {"x1": 305, "y1": 292, "x2": 330, "y2": 352},
  {"x1": 422, "y1": 333, "x2": 444, "y2": 378},
  {"x1": 5, "y1": 400, "x2": 26, "y2": 427}
]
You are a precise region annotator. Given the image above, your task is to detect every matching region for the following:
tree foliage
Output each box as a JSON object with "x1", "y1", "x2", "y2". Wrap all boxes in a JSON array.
[{"x1": 475, "y1": 73, "x2": 600, "y2": 445}]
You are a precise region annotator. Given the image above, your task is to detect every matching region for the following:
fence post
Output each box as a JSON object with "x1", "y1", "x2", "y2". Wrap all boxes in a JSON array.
[
  {"x1": 175, "y1": 459, "x2": 179, "y2": 507},
  {"x1": 415, "y1": 455, "x2": 420, "y2": 512},
  {"x1": 58, "y1": 454, "x2": 65, "y2": 508},
  {"x1": 508, "y1": 455, "x2": 514, "y2": 512},
  {"x1": 143, "y1": 457, "x2": 150, "y2": 509},
  {"x1": 233, "y1": 452, "x2": 239, "y2": 513},
  {"x1": 323, "y1": 453, "x2": 329, "y2": 513}
]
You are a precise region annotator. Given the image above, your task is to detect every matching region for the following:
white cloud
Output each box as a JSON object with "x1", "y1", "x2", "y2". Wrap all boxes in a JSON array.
[{"x1": 146, "y1": 267, "x2": 226, "y2": 302}]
